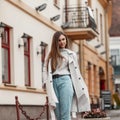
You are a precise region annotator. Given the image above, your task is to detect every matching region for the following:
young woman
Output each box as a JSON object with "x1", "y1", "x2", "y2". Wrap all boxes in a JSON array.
[{"x1": 43, "y1": 31, "x2": 91, "y2": 120}]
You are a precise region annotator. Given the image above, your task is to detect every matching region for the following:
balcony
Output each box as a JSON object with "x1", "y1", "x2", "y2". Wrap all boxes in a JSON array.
[{"x1": 62, "y1": 6, "x2": 98, "y2": 40}]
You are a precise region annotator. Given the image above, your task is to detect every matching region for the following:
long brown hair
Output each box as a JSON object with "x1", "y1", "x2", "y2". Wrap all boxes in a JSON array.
[{"x1": 47, "y1": 31, "x2": 70, "y2": 72}]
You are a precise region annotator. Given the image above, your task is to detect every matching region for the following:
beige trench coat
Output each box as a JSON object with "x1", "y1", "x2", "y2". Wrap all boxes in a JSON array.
[{"x1": 43, "y1": 49, "x2": 91, "y2": 119}]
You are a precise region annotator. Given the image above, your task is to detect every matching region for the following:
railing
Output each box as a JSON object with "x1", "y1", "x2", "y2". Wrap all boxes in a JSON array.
[
  {"x1": 62, "y1": 5, "x2": 97, "y2": 30},
  {"x1": 15, "y1": 96, "x2": 49, "y2": 120}
]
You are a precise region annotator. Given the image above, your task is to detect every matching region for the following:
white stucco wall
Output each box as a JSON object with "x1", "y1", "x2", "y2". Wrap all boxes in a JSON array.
[
  {"x1": 0, "y1": 1, "x2": 55, "y2": 87},
  {"x1": 0, "y1": 0, "x2": 110, "y2": 105},
  {"x1": 21, "y1": 0, "x2": 64, "y2": 26},
  {"x1": 86, "y1": 0, "x2": 107, "y2": 59},
  {"x1": 0, "y1": 0, "x2": 56, "y2": 104}
]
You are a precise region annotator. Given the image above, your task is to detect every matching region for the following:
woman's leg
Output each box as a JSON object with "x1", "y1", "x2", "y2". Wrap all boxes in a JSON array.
[
  {"x1": 53, "y1": 75, "x2": 74, "y2": 120},
  {"x1": 59, "y1": 75, "x2": 74, "y2": 120},
  {"x1": 53, "y1": 79, "x2": 60, "y2": 120}
]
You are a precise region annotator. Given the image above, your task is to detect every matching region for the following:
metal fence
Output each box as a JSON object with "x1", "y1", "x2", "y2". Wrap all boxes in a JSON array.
[
  {"x1": 15, "y1": 96, "x2": 49, "y2": 120},
  {"x1": 62, "y1": 5, "x2": 97, "y2": 30}
]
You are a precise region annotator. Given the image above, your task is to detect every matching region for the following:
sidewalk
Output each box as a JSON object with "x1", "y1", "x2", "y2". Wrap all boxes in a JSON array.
[
  {"x1": 72, "y1": 109, "x2": 120, "y2": 120},
  {"x1": 106, "y1": 109, "x2": 120, "y2": 118}
]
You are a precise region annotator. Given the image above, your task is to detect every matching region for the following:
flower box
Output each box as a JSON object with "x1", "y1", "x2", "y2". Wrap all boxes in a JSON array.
[
  {"x1": 81, "y1": 108, "x2": 110, "y2": 120},
  {"x1": 81, "y1": 117, "x2": 110, "y2": 120}
]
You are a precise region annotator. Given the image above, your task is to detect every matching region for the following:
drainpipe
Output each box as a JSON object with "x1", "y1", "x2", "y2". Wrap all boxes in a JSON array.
[
  {"x1": 104, "y1": 1, "x2": 112, "y2": 90},
  {"x1": 78, "y1": 0, "x2": 86, "y2": 75}
]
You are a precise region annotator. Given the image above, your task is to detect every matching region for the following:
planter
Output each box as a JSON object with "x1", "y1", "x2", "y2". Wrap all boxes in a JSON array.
[{"x1": 81, "y1": 117, "x2": 110, "y2": 120}]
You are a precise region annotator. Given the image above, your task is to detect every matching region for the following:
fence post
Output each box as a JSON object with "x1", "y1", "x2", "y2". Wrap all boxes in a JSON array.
[
  {"x1": 46, "y1": 96, "x2": 49, "y2": 120},
  {"x1": 15, "y1": 96, "x2": 20, "y2": 120}
]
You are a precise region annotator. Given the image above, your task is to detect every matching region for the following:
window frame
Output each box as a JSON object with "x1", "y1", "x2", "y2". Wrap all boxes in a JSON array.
[
  {"x1": 2, "y1": 27, "x2": 11, "y2": 83},
  {"x1": 24, "y1": 37, "x2": 31, "y2": 86},
  {"x1": 100, "y1": 13, "x2": 103, "y2": 44},
  {"x1": 41, "y1": 42, "x2": 48, "y2": 86}
]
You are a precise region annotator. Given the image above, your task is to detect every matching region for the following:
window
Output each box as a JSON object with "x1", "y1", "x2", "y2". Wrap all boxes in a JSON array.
[
  {"x1": 96, "y1": 8, "x2": 99, "y2": 41},
  {"x1": 111, "y1": 55, "x2": 117, "y2": 66},
  {"x1": 24, "y1": 37, "x2": 31, "y2": 86},
  {"x1": 93, "y1": 65, "x2": 97, "y2": 94},
  {"x1": 87, "y1": 62, "x2": 92, "y2": 93},
  {"x1": 96, "y1": 9, "x2": 98, "y2": 30},
  {"x1": 65, "y1": 0, "x2": 68, "y2": 22},
  {"x1": 111, "y1": 49, "x2": 119, "y2": 56},
  {"x1": 110, "y1": 49, "x2": 120, "y2": 76},
  {"x1": 116, "y1": 56, "x2": 120, "y2": 65},
  {"x1": 100, "y1": 14, "x2": 103, "y2": 44},
  {"x1": 41, "y1": 42, "x2": 48, "y2": 85},
  {"x1": 114, "y1": 66, "x2": 120, "y2": 75},
  {"x1": 2, "y1": 27, "x2": 11, "y2": 83},
  {"x1": 110, "y1": 49, "x2": 120, "y2": 66}
]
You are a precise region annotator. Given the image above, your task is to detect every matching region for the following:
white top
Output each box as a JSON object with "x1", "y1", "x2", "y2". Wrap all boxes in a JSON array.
[{"x1": 52, "y1": 48, "x2": 70, "y2": 75}]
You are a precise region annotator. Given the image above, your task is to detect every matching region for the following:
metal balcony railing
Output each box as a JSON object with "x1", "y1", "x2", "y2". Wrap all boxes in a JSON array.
[{"x1": 62, "y1": 5, "x2": 97, "y2": 31}]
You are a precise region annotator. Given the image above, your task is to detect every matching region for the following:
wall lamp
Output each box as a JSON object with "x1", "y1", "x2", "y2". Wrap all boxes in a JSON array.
[
  {"x1": 0, "y1": 22, "x2": 5, "y2": 37},
  {"x1": 35, "y1": 3, "x2": 47, "y2": 12},
  {"x1": 95, "y1": 44, "x2": 102, "y2": 48},
  {"x1": 100, "y1": 51, "x2": 106, "y2": 55},
  {"x1": 50, "y1": 15, "x2": 60, "y2": 21},
  {"x1": 18, "y1": 33, "x2": 29, "y2": 48},
  {"x1": 37, "y1": 42, "x2": 47, "y2": 55}
]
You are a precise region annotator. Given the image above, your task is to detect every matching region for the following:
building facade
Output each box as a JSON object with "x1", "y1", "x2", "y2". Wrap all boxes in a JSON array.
[
  {"x1": 0, "y1": 0, "x2": 113, "y2": 119},
  {"x1": 62, "y1": 0, "x2": 113, "y2": 108},
  {"x1": 109, "y1": 0, "x2": 120, "y2": 94}
]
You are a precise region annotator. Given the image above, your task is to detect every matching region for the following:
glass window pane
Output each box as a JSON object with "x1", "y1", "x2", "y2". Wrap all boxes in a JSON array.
[
  {"x1": 114, "y1": 66, "x2": 120, "y2": 75},
  {"x1": 111, "y1": 55, "x2": 116, "y2": 66},
  {"x1": 116, "y1": 56, "x2": 120, "y2": 65},
  {"x1": 41, "y1": 42, "x2": 48, "y2": 85},
  {"x1": 2, "y1": 48, "x2": 9, "y2": 82},
  {"x1": 111, "y1": 49, "x2": 119, "y2": 56},
  {"x1": 24, "y1": 40, "x2": 29, "y2": 52},
  {"x1": 24, "y1": 56, "x2": 29, "y2": 85},
  {"x1": 24, "y1": 38, "x2": 30, "y2": 86},
  {"x1": 2, "y1": 29, "x2": 8, "y2": 44}
]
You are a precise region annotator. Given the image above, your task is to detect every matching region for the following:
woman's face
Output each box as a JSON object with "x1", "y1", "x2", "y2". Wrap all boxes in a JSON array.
[{"x1": 58, "y1": 34, "x2": 67, "y2": 48}]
